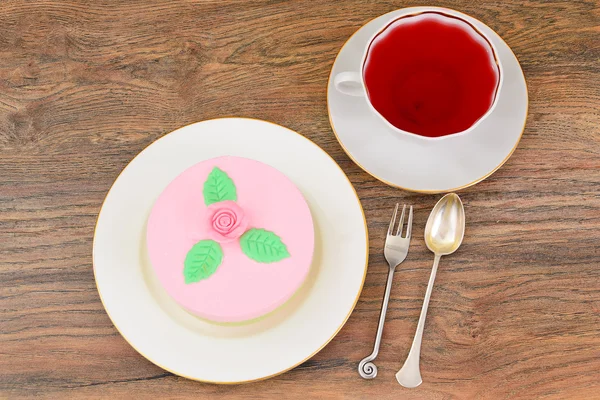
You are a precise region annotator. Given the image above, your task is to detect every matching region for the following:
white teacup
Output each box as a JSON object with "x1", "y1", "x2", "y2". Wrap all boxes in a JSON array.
[{"x1": 334, "y1": 10, "x2": 503, "y2": 140}]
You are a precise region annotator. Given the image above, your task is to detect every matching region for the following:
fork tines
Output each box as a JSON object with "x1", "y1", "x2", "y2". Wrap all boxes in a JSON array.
[{"x1": 388, "y1": 203, "x2": 413, "y2": 238}]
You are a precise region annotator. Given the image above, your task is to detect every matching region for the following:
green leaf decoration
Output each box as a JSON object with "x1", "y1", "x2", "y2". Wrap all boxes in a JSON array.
[
  {"x1": 240, "y1": 228, "x2": 290, "y2": 263},
  {"x1": 203, "y1": 167, "x2": 237, "y2": 205},
  {"x1": 183, "y1": 240, "x2": 223, "y2": 283}
]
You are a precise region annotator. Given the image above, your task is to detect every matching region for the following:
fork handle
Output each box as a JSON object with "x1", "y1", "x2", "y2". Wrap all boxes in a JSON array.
[{"x1": 358, "y1": 266, "x2": 395, "y2": 379}]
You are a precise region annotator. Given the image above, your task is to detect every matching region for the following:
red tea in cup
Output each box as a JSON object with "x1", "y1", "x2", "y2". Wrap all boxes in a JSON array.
[{"x1": 363, "y1": 12, "x2": 500, "y2": 137}]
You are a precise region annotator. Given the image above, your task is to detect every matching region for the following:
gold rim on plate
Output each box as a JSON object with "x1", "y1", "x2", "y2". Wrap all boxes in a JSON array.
[{"x1": 92, "y1": 117, "x2": 369, "y2": 384}]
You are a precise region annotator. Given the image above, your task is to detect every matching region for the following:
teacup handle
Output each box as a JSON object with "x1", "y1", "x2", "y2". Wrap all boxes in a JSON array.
[{"x1": 333, "y1": 72, "x2": 364, "y2": 97}]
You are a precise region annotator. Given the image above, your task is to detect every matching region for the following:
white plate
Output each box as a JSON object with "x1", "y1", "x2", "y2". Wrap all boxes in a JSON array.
[
  {"x1": 328, "y1": 7, "x2": 528, "y2": 193},
  {"x1": 93, "y1": 118, "x2": 368, "y2": 383}
]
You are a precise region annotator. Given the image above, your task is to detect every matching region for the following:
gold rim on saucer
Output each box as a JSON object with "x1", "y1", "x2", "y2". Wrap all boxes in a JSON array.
[{"x1": 327, "y1": 7, "x2": 528, "y2": 194}]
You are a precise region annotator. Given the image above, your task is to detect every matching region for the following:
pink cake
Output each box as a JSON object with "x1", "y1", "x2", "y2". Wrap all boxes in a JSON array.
[{"x1": 146, "y1": 156, "x2": 314, "y2": 322}]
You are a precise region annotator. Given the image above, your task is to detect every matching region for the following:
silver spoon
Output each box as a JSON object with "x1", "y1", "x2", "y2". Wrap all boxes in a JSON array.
[{"x1": 396, "y1": 193, "x2": 465, "y2": 388}]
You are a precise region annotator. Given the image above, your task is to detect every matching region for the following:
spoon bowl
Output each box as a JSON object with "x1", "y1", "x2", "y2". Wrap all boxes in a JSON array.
[{"x1": 424, "y1": 193, "x2": 465, "y2": 255}]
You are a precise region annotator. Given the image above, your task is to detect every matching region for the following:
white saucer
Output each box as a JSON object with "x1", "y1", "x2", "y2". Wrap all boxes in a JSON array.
[
  {"x1": 327, "y1": 7, "x2": 528, "y2": 193},
  {"x1": 93, "y1": 118, "x2": 368, "y2": 383}
]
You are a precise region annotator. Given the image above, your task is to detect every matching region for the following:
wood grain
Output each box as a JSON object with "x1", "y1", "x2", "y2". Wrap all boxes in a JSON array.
[{"x1": 1, "y1": 0, "x2": 599, "y2": 398}]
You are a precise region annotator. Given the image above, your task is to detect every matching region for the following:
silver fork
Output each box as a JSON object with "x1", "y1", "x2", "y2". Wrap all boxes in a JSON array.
[{"x1": 358, "y1": 204, "x2": 413, "y2": 379}]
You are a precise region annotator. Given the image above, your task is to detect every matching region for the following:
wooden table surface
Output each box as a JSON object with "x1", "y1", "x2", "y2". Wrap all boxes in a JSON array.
[{"x1": 1, "y1": 0, "x2": 599, "y2": 398}]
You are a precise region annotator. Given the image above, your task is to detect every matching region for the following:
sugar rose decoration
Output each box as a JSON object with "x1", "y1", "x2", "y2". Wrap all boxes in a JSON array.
[
  {"x1": 183, "y1": 167, "x2": 290, "y2": 284},
  {"x1": 206, "y1": 201, "x2": 248, "y2": 243}
]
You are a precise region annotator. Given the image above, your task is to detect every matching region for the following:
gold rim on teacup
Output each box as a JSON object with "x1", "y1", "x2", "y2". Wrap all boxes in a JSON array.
[{"x1": 333, "y1": 10, "x2": 503, "y2": 141}]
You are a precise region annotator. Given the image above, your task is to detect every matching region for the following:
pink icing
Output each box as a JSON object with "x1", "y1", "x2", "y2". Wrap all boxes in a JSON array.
[
  {"x1": 205, "y1": 201, "x2": 248, "y2": 243},
  {"x1": 146, "y1": 156, "x2": 314, "y2": 322}
]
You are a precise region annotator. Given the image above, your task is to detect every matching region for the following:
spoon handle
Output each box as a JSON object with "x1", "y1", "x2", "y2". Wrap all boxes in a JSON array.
[
  {"x1": 358, "y1": 266, "x2": 395, "y2": 379},
  {"x1": 396, "y1": 254, "x2": 441, "y2": 388}
]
